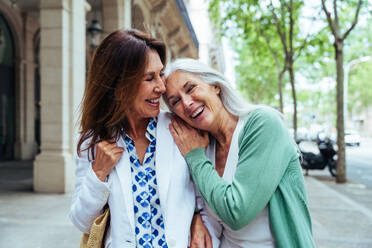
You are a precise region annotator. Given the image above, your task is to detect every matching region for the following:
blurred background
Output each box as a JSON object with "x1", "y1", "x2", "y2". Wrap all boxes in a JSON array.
[{"x1": 0, "y1": 0, "x2": 371, "y2": 247}]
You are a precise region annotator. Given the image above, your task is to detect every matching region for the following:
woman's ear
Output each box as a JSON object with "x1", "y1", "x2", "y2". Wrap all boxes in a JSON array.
[{"x1": 214, "y1": 85, "x2": 221, "y2": 95}]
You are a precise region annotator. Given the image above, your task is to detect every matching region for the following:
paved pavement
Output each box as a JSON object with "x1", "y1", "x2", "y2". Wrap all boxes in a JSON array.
[
  {"x1": 1, "y1": 161, "x2": 372, "y2": 248},
  {"x1": 0, "y1": 161, "x2": 80, "y2": 248},
  {"x1": 306, "y1": 170, "x2": 372, "y2": 248}
]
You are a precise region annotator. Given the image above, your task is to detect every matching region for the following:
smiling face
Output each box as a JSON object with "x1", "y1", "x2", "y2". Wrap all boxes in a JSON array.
[
  {"x1": 129, "y1": 49, "x2": 165, "y2": 121},
  {"x1": 166, "y1": 70, "x2": 223, "y2": 131}
]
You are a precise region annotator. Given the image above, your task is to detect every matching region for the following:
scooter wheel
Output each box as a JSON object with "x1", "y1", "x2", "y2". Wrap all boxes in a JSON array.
[{"x1": 328, "y1": 162, "x2": 337, "y2": 177}]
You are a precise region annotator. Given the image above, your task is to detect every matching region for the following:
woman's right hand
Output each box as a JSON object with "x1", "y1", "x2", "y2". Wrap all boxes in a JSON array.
[
  {"x1": 190, "y1": 213, "x2": 212, "y2": 248},
  {"x1": 92, "y1": 140, "x2": 125, "y2": 182}
]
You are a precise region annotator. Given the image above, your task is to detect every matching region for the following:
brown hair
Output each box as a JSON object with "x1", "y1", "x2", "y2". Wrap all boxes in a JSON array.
[{"x1": 77, "y1": 29, "x2": 166, "y2": 159}]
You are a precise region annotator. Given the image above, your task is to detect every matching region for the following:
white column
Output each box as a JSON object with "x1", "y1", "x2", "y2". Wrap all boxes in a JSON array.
[
  {"x1": 102, "y1": 0, "x2": 131, "y2": 36},
  {"x1": 69, "y1": 0, "x2": 87, "y2": 188},
  {"x1": 34, "y1": 0, "x2": 86, "y2": 193},
  {"x1": 123, "y1": 0, "x2": 132, "y2": 29}
]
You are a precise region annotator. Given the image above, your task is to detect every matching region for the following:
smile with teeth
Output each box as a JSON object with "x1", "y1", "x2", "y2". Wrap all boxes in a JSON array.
[
  {"x1": 146, "y1": 98, "x2": 160, "y2": 104},
  {"x1": 190, "y1": 106, "x2": 205, "y2": 119}
]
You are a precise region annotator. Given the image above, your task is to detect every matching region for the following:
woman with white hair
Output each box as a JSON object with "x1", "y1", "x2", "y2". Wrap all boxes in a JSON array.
[{"x1": 164, "y1": 58, "x2": 315, "y2": 248}]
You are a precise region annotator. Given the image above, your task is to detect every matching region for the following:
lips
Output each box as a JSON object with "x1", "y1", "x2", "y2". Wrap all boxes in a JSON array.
[
  {"x1": 146, "y1": 97, "x2": 160, "y2": 107},
  {"x1": 190, "y1": 105, "x2": 204, "y2": 119}
]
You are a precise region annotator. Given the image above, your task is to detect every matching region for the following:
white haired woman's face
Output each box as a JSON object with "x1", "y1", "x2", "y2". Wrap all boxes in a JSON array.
[{"x1": 165, "y1": 70, "x2": 224, "y2": 131}]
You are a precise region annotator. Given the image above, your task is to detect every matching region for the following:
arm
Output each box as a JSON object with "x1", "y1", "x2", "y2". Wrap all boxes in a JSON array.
[
  {"x1": 185, "y1": 109, "x2": 297, "y2": 230},
  {"x1": 69, "y1": 140, "x2": 124, "y2": 233},
  {"x1": 69, "y1": 157, "x2": 112, "y2": 233},
  {"x1": 192, "y1": 188, "x2": 222, "y2": 248}
]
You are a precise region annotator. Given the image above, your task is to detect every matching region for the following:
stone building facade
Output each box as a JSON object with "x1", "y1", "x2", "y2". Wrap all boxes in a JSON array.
[{"x1": 0, "y1": 0, "x2": 199, "y2": 193}]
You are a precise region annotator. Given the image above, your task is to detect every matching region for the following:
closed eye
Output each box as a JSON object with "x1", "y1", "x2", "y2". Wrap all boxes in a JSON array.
[
  {"x1": 186, "y1": 85, "x2": 195, "y2": 93},
  {"x1": 170, "y1": 98, "x2": 180, "y2": 106}
]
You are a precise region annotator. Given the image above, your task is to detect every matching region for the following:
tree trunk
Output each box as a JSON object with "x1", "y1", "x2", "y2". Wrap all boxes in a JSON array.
[
  {"x1": 335, "y1": 41, "x2": 347, "y2": 183},
  {"x1": 288, "y1": 63, "x2": 297, "y2": 140}
]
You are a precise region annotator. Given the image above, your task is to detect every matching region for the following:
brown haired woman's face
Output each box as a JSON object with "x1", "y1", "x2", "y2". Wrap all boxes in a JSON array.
[{"x1": 130, "y1": 49, "x2": 165, "y2": 120}]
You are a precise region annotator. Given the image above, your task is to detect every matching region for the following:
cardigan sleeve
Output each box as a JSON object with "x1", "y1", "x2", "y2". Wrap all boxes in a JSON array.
[{"x1": 184, "y1": 108, "x2": 298, "y2": 230}]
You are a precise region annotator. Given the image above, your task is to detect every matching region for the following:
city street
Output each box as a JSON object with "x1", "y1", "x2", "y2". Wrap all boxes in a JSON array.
[
  {"x1": 347, "y1": 138, "x2": 372, "y2": 189},
  {"x1": 299, "y1": 137, "x2": 372, "y2": 188}
]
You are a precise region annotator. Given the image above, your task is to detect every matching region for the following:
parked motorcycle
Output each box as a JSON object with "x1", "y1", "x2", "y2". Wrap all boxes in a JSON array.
[{"x1": 298, "y1": 138, "x2": 337, "y2": 177}]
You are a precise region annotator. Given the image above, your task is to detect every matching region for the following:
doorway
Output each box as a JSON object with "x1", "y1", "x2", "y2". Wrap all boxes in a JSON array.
[{"x1": 0, "y1": 13, "x2": 15, "y2": 161}]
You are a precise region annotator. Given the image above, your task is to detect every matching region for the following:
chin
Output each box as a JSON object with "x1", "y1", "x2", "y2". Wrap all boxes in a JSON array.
[
  {"x1": 186, "y1": 120, "x2": 205, "y2": 131},
  {"x1": 193, "y1": 118, "x2": 213, "y2": 131},
  {"x1": 148, "y1": 109, "x2": 160, "y2": 118}
]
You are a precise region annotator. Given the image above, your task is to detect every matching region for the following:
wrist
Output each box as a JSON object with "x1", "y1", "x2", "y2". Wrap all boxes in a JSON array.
[{"x1": 92, "y1": 163, "x2": 108, "y2": 182}]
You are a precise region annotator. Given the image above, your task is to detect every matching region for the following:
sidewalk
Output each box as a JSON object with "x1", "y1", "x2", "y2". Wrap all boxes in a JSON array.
[
  {"x1": 305, "y1": 170, "x2": 372, "y2": 248},
  {"x1": 0, "y1": 161, "x2": 81, "y2": 248},
  {"x1": 1, "y1": 162, "x2": 372, "y2": 248}
]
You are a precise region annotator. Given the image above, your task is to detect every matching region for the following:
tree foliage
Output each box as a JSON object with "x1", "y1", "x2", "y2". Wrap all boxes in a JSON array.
[
  {"x1": 209, "y1": 0, "x2": 316, "y2": 139},
  {"x1": 234, "y1": 41, "x2": 278, "y2": 105},
  {"x1": 207, "y1": 0, "x2": 372, "y2": 152}
]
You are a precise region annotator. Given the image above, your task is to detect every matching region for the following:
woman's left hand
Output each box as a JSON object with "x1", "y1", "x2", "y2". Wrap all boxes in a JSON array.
[{"x1": 169, "y1": 116, "x2": 209, "y2": 156}]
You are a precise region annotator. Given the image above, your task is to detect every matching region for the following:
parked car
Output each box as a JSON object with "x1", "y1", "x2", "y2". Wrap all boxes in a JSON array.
[{"x1": 345, "y1": 130, "x2": 361, "y2": 146}]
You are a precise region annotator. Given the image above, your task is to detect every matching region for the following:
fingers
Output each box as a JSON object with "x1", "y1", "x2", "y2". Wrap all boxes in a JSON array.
[
  {"x1": 97, "y1": 140, "x2": 123, "y2": 152},
  {"x1": 96, "y1": 140, "x2": 124, "y2": 163},
  {"x1": 171, "y1": 117, "x2": 199, "y2": 137},
  {"x1": 100, "y1": 140, "x2": 118, "y2": 150},
  {"x1": 169, "y1": 122, "x2": 179, "y2": 137},
  {"x1": 93, "y1": 140, "x2": 124, "y2": 181},
  {"x1": 170, "y1": 116, "x2": 184, "y2": 134},
  {"x1": 112, "y1": 147, "x2": 125, "y2": 155},
  {"x1": 205, "y1": 234, "x2": 212, "y2": 248},
  {"x1": 190, "y1": 238, "x2": 203, "y2": 248}
]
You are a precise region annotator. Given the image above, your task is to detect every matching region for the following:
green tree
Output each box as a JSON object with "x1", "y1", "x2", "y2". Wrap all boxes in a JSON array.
[
  {"x1": 321, "y1": 0, "x2": 363, "y2": 183},
  {"x1": 209, "y1": 0, "x2": 310, "y2": 139},
  {"x1": 234, "y1": 41, "x2": 278, "y2": 105}
]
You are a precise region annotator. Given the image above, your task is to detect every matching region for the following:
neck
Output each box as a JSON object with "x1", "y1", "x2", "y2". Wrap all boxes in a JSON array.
[
  {"x1": 125, "y1": 115, "x2": 149, "y2": 140},
  {"x1": 209, "y1": 108, "x2": 238, "y2": 148}
]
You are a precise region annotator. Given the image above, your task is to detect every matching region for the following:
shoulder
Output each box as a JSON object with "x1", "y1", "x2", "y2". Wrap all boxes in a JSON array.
[
  {"x1": 238, "y1": 106, "x2": 290, "y2": 146},
  {"x1": 242, "y1": 106, "x2": 284, "y2": 132},
  {"x1": 158, "y1": 110, "x2": 173, "y2": 126}
]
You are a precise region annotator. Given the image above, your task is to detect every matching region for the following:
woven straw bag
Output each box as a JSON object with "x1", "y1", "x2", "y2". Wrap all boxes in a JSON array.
[{"x1": 80, "y1": 207, "x2": 110, "y2": 248}]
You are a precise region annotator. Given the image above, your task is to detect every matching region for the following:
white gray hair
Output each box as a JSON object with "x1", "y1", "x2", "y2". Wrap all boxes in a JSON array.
[{"x1": 164, "y1": 58, "x2": 257, "y2": 116}]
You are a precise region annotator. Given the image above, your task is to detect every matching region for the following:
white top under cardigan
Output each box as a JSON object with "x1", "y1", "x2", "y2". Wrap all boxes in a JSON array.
[
  {"x1": 69, "y1": 112, "x2": 196, "y2": 248},
  {"x1": 200, "y1": 116, "x2": 275, "y2": 248}
]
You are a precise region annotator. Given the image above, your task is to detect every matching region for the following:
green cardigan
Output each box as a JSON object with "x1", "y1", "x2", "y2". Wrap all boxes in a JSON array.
[{"x1": 185, "y1": 108, "x2": 315, "y2": 248}]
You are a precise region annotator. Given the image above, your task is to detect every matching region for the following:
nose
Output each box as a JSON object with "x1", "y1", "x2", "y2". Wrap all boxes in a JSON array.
[
  {"x1": 182, "y1": 95, "x2": 193, "y2": 108},
  {"x1": 154, "y1": 76, "x2": 166, "y2": 94}
]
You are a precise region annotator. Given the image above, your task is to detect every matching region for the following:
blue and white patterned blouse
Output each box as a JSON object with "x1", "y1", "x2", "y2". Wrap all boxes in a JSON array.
[{"x1": 122, "y1": 117, "x2": 168, "y2": 248}]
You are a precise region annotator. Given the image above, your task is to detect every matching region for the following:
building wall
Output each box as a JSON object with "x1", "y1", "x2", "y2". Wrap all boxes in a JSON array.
[{"x1": 187, "y1": 0, "x2": 225, "y2": 73}]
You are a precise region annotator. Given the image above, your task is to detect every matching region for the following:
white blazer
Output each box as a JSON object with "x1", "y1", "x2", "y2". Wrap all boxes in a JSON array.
[{"x1": 70, "y1": 112, "x2": 196, "y2": 248}]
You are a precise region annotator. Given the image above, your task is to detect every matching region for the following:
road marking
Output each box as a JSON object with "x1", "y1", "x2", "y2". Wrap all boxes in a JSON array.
[{"x1": 347, "y1": 183, "x2": 366, "y2": 189}]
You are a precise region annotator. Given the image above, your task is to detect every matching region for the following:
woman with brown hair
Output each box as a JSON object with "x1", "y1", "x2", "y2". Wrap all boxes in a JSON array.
[{"x1": 69, "y1": 30, "x2": 211, "y2": 248}]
